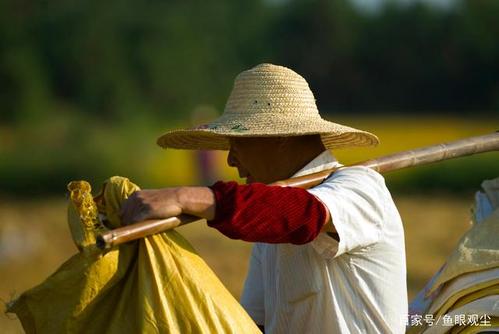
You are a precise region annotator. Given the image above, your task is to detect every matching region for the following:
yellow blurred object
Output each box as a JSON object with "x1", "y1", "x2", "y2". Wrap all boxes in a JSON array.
[
  {"x1": 407, "y1": 177, "x2": 499, "y2": 334},
  {"x1": 452, "y1": 318, "x2": 499, "y2": 334},
  {"x1": 450, "y1": 284, "x2": 499, "y2": 311},
  {"x1": 428, "y1": 210, "x2": 499, "y2": 296},
  {"x1": 431, "y1": 280, "x2": 499, "y2": 319},
  {"x1": 6, "y1": 176, "x2": 260, "y2": 334}
]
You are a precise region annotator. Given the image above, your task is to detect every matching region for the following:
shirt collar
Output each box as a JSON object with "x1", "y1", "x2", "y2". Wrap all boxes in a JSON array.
[{"x1": 292, "y1": 151, "x2": 342, "y2": 178}]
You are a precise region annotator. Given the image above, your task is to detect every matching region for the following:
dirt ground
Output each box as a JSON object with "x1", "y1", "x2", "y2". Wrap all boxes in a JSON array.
[{"x1": 0, "y1": 194, "x2": 473, "y2": 333}]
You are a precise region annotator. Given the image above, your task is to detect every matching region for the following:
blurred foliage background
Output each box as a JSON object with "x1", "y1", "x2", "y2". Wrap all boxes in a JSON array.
[
  {"x1": 0, "y1": 0, "x2": 497, "y2": 195},
  {"x1": 0, "y1": 0, "x2": 498, "y2": 331}
]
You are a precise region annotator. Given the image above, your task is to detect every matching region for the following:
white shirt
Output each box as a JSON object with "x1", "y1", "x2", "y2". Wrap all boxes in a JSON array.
[{"x1": 241, "y1": 151, "x2": 407, "y2": 333}]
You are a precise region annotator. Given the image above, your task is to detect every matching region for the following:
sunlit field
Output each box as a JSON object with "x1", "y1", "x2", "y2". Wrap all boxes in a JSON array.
[
  {"x1": 0, "y1": 116, "x2": 495, "y2": 332},
  {"x1": 2, "y1": 116, "x2": 497, "y2": 195},
  {"x1": 0, "y1": 194, "x2": 475, "y2": 333}
]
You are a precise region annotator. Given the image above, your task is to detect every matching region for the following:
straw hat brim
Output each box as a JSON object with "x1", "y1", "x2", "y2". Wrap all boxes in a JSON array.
[{"x1": 157, "y1": 113, "x2": 379, "y2": 150}]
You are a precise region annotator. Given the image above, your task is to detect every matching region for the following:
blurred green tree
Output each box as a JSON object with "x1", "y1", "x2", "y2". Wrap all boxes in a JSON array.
[{"x1": 0, "y1": 0, "x2": 498, "y2": 195}]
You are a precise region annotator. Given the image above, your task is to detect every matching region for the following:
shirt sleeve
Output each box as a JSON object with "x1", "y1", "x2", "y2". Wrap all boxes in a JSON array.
[
  {"x1": 307, "y1": 166, "x2": 387, "y2": 258},
  {"x1": 240, "y1": 244, "x2": 265, "y2": 325},
  {"x1": 208, "y1": 181, "x2": 328, "y2": 244}
]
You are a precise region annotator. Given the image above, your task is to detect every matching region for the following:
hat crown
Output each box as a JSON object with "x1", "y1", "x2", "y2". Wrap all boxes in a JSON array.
[
  {"x1": 224, "y1": 63, "x2": 319, "y2": 118},
  {"x1": 156, "y1": 63, "x2": 379, "y2": 151}
]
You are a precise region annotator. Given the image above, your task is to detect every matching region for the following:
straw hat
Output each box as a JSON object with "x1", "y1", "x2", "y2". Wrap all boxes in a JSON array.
[{"x1": 157, "y1": 63, "x2": 378, "y2": 150}]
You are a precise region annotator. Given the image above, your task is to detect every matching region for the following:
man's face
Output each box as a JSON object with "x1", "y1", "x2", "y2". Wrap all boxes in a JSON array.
[{"x1": 227, "y1": 137, "x2": 286, "y2": 184}]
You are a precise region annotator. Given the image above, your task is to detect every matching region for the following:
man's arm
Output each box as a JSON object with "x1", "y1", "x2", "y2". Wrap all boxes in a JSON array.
[
  {"x1": 121, "y1": 182, "x2": 334, "y2": 244},
  {"x1": 120, "y1": 186, "x2": 216, "y2": 225}
]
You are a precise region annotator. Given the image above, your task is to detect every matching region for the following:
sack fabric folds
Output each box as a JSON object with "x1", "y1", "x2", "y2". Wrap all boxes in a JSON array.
[
  {"x1": 408, "y1": 177, "x2": 499, "y2": 334},
  {"x1": 7, "y1": 176, "x2": 260, "y2": 334}
]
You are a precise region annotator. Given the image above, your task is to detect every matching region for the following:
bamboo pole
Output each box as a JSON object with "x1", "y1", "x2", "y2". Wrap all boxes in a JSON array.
[{"x1": 96, "y1": 132, "x2": 499, "y2": 250}]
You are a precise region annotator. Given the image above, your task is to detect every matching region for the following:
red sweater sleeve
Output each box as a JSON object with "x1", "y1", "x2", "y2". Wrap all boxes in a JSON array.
[{"x1": 208, "y1": 181, "x2": 328, "y2": 244}]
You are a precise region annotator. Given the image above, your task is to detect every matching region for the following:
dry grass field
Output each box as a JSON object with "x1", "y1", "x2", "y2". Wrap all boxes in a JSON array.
[
  {"x1": 1, "y1": 115, "x2": 495, "y2": 332},
  {"x1": 0, "y1": 194, "x2": 475, "y2": 333}
]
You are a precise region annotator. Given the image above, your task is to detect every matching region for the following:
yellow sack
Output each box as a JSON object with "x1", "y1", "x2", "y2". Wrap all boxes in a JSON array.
[
  {"x1": 7, "y1": 176, "x2": 260, "y2": 334},
  {"x1": 428, "y1": 178, "x2": 499, "y2": 296},
  {"x1": 427, "y1": 209, "x2": 499, "y2": 297}
]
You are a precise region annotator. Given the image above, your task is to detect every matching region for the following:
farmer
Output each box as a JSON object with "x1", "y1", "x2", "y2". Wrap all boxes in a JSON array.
[{"x1": 121, "y1": 64, "x2": 408, "y2": 333}]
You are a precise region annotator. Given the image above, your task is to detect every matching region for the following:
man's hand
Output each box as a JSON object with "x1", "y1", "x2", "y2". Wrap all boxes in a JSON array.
[
  {"x1": 120, "y1": 187, "x2": 216, "y2": 225},
  {"x1": 120, "y1": 188, "x2": 182, "y2": 225}
]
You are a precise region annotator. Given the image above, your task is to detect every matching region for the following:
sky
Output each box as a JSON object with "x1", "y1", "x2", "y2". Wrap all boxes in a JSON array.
[{"x1": 349, "y1": 0, "x2": 458, "y2": 13}]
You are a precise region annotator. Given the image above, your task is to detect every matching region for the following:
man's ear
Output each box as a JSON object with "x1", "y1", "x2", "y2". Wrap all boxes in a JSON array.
[{"x1": 276, "y1": 137, "x2": 290, "y2": 151}]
